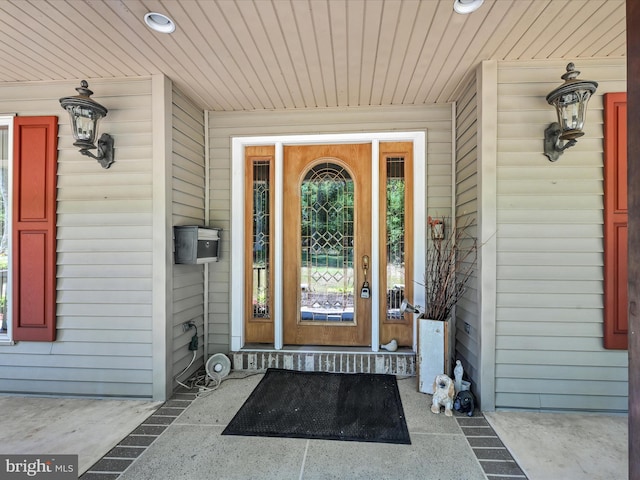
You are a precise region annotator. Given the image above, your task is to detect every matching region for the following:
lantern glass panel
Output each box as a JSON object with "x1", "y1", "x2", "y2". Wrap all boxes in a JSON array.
[
  {"x1": 66, "y1": 105, "x2": 102, "y2": 147},
  {"x1": 554, "y1": 89, "x2": 593, "y2": 140}
]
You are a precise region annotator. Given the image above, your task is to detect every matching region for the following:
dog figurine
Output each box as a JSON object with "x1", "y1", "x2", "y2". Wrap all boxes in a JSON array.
[
  {"x1": 454, "y1": 390, "x2": 475, "y2": 417},
  {"x1": 431, "y1": 374, "x2": 455, "y2": 417}
]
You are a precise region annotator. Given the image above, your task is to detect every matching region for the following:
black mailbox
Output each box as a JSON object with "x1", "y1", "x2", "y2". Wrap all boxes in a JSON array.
[{"x1": 174, "y1": 226, "x2": 221, "y2": 264}]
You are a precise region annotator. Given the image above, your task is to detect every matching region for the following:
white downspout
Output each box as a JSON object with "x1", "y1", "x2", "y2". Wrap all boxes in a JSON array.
[
  {"x1": 451, "y1": 102, "x2": 457, "y2": 244},
  {"x1": 451, "y1": 102, "x2": 457, "y2": 374},
  {"x1": 204, "y1": 111, "x2": 210, "y2": 362}
]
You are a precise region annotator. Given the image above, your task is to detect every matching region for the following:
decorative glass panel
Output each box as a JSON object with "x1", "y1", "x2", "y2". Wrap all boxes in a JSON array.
[
  {"x1": 385, "y1": 157, "x2": 405, "y2": 321},
  {"x1": 300, "y1": 162, "x2": 355, "y2": 323},
  {"x1": 252, "y1": 160, "x2": 270, "y2": 318}
]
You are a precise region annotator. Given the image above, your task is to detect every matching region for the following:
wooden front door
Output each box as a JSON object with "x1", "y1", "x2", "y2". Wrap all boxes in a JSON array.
[{"x1": 283, "y1": 144, "x2": 372, "y2": 346}]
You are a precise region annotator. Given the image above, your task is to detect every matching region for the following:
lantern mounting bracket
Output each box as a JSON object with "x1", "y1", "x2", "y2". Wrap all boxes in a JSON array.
[
  {"x1": 79, "y1": 133, "x2": 114, "y2": 169},
  {"x1": 543, "y1": 122, "x2": 577, "y2": 162}
]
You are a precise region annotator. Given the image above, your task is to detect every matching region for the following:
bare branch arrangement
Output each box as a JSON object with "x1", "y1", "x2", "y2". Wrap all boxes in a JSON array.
[{"x1": 421, "y1": 216, "x2": 478, "y2": 322}]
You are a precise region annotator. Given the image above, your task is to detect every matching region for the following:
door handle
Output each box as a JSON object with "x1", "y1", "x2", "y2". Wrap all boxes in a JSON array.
[
  {"x1": 362, "y1": 255, "x2": 369, "y2": 280},
  {"x1": 361, "y1": 255, "x2": 371, "y2": 299}
]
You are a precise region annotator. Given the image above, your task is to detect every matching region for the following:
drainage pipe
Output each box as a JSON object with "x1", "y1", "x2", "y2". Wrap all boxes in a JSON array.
[{"x1": 203, "y1": 111, "x2": 210, "y2": 363}]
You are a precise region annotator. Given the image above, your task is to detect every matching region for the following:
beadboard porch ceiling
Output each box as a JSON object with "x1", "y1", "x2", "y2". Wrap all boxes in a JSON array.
[{"x1": 0, "y1": 0, "x2": 626, "y2": 111}]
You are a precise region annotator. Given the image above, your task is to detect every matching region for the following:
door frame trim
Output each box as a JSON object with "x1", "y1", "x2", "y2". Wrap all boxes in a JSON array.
[{"x1": 231, "y1": 132, "x2": 426, "y2": 352}]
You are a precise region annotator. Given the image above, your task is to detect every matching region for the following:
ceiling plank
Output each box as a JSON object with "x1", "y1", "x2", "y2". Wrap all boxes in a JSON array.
[
  {"x1": 309, "y1": 0, "x2": 338, "y2": 107},
  {"x1": 328, "y1": 0, "x2": 349, "y2": 106},
  {"x1": 358, "y1": 0, "x2": 384, "y2": 106},
  {"x1": 595, "y1": 29, "x2": 627, "y2": 58},
  {"x1": 152, "y1": 0, "x2": 238, "y2": 111},
  {"x1": 292, "y1": 0, "x2": 328, "y2": 107},
  {"x1": 378, "y1": 0, "x2": 422, "y2": 106},
  {"x1": 0, "y1": 2, "x2": 77, "y2": 80},
  {"x1": 503, "y1": 0, "x2": 569, "y2": 60},
  {"x1": 146, "y1": 0, "x2": 266, "y2": 110},
  {"x1": 2, "y1": 1, "x2": 108, "y2": 78},
  {"x1": 491, "y1": 0, "x2": 552, "y2": 60},
  {"x1": 252, "y1": 0, "x2": 306, "y2": 108},
  {"x1": 414, "y1": 4, "x2": 470, "y2": 103},
  {"x1": 530, "y1": 0, "x2": 610, "y2": 59},
  {"x1": 390, "y1": 0, "x2": 438, "y2": 105},
  {"x1": 433, "y1": 0, "x2": 496, "y2": 103},
  {"x1": 368, "y1": 0, "x2": 402, "y2": 105},
  {"x1": 346, "y1": 0, "x2": 366, "y2": 106},
  {"x1": 188, "y1": 0, "x2": 267, "y2": 110},
  {"x1": 402, "y1": 0, "x2": 453, "y2": 104},
  {"x1": 220, "y1": 0, "x2": 287, "y2": 109},
  {"x1": 577, "y1": 3, "x2": 627, "y2": 58},
  {"x1": 271, "y1": 0, "x2": 318, "y2": 108}
]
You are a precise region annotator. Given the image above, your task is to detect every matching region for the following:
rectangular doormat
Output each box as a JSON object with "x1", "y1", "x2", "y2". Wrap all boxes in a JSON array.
[{"x1": 222, "y1": 368, "x2": 411, "y2": 444}]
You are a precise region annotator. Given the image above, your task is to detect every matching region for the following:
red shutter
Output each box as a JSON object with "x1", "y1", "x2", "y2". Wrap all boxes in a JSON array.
[
  {"x1": 12, "y1": 116, "x2": 57, "y2": 341},
  {"x1": 604, "y1": 93, "x2": 628, "y2": 350}
]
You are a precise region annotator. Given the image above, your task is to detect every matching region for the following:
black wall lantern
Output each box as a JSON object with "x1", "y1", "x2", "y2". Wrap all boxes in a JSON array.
[
  {"x1": 544, "y1": 63, "x2": 598, "y2": 162},
  {"x1": 60, "y1": 80, "x2": 114, "y2": 169}
]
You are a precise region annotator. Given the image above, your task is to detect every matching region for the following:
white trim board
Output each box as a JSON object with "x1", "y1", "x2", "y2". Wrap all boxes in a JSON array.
[{"x1": 0, "y1": 115, "x2": 14, "y2": 345}]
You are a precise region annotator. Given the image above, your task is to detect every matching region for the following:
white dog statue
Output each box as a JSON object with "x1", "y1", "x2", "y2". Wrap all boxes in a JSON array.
[{"x1": 431, "y1": 374, "x2": 455, "y2": 417}]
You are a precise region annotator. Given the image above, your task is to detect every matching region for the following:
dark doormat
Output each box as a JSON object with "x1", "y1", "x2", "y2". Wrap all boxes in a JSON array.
[{"x1": 222, "y1": 368, "x2": 411, "y2": 445}]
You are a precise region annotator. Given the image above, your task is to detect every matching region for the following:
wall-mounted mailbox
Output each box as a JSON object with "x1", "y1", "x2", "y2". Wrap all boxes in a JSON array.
[{"x1": 174, "y1": 226, "x2": 221, "y2": 264}]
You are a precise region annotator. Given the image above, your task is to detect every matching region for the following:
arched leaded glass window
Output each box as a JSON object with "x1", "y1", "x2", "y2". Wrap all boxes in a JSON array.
[{"x1": 299, "y1": 161, "x2": 355, "y2": 323}]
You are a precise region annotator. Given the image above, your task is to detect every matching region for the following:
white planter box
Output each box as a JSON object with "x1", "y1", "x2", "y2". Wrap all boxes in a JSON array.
[{"x1": 417, "y1": 318, "x2": 449, "y2": 394}]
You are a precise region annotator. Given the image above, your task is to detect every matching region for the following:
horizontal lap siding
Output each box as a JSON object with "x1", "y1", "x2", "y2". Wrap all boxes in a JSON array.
[
  {"x1": 0, "y1": 78, "x2": 154, "y2": 398},
  {"x1": 208, "y1": 104, "x2": 453, "y2": 354},
  {"x1": 495, "y1": 59, "x2": 627, "y2": 412},
  {"x1": 454, "y1": 75, "x2": 480, "y2": 394},
  {"x1": 171, "y1": 87, "x2": 206, "y2": 385}
]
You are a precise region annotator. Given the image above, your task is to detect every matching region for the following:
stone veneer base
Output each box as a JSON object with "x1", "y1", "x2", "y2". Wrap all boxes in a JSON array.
[{"x1": 230, "y1": 350, "x2": 416, "y2": 376}]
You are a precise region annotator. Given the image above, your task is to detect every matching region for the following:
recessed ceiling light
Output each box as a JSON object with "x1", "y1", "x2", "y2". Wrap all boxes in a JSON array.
[
  {"x1": 453, "y1": 0, "x2": 484, "y2": 14},
  {"x1": 144, "y1": 12, "x2": 176, "y2": 33}
]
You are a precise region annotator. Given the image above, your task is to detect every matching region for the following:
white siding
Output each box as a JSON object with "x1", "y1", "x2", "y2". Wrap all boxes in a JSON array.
[
  {"x1": 207, "y1": 105, "x2": 453, "y2": 354},
  {"x1": 0, "y1": 78, "x2": 155, "y2": 398},
  {"x1": 454, "y1": 74, "x2": 481, "y2": 398},
  {"x1": 171, "y1": 87, "x2": 206, "y2": 385},
  {"x1": 493, "y1": 58, "x2": 627, "y2": 411}
]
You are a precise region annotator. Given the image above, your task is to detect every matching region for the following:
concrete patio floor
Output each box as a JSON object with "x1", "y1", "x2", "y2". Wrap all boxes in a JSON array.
[{"x1": 0, "y1": 371, "x2": 628, "y2": 480}]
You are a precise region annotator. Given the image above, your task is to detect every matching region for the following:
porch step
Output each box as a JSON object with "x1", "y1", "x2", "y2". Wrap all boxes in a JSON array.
[{"x1": 229, "y1": 349, "x2": 416, "y2": 376}]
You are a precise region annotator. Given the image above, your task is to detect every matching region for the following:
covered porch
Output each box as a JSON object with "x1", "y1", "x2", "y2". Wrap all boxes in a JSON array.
[{"x1": 0, "y1": 372, "x2": 627, "y2": 479}]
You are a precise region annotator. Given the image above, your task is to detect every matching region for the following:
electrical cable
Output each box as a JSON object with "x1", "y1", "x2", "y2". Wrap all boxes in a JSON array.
[
  {"x1": 173, "y1": 327, "x2": 225, "y2": 396},
  {"x1": 175, "y1": 365, "x2": 221, "y2": 398},
  {"x1": 174, "y1": 350, "x2": 197, "y2": 390},
  {"x1": 174, "y1": 322, "x2": 199, "y2": 390},
  {"x1": 173, "y1": 322, "x2": 265, "y2": 398},
  {"x1": 175, "y1": 366, "x2": 264, "y2": 398}
]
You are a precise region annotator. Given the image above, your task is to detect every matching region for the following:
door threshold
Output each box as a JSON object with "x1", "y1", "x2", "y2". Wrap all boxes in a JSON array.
[{"x1": 241, "y1": 344, "x2": 415, "y2": 354}]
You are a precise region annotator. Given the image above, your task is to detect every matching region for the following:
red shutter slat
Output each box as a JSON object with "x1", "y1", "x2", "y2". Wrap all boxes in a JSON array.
[
  {"x1": 604, "y1": 92, "x2": 628, "y2": 350},
  {"x1": 12, "y1": 116, "x2": 57, "y2": 342}
]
